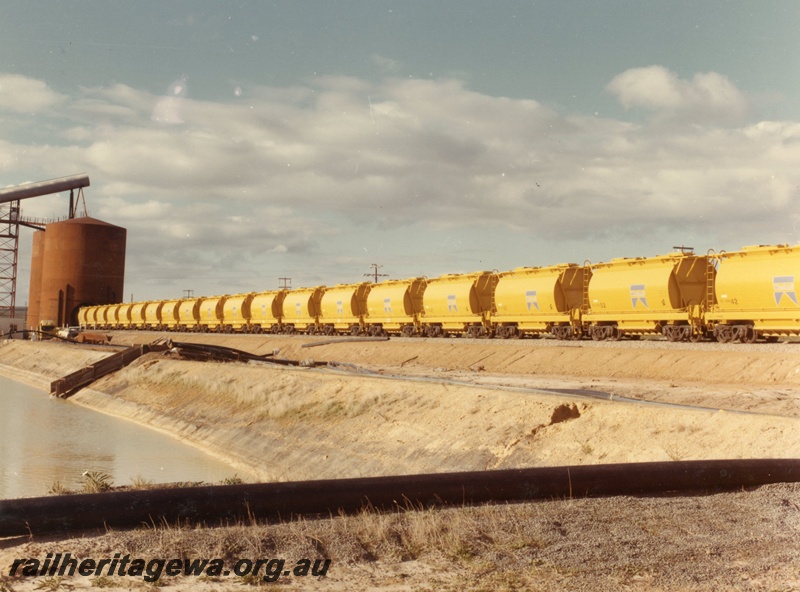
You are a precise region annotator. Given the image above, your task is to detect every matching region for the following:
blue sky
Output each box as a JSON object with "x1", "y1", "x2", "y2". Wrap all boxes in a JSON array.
[{"x1": 2, "y1": 2, "x2": 800, "y2": 302}]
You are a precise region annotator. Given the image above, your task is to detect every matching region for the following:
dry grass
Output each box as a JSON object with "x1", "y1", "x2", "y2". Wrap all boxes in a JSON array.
[{"x1": 4, "y1": 483, "x2": 799, "y2": 591}]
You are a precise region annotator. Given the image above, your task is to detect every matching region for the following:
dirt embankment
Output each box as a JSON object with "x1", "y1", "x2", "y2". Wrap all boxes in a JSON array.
[
  {"x1": 0, "y1": 338, "x2": 798, "y2": 483},
  {"x1": 1, "y1": 337, "x2": 799, "y2": 592},
  {"x1": 114, "y1": 331, "x2": 800, "y2": 388}
]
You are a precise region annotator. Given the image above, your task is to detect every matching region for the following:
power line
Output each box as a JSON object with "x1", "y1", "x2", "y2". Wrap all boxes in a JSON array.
[{"x1": 278, "y1": 277, "x2": 291, "y2": 290}]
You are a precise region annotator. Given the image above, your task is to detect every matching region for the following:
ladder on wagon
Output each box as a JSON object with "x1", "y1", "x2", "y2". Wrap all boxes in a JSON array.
[{"x1": 705, "y1": 249, "x2": 718, "y2": 312}]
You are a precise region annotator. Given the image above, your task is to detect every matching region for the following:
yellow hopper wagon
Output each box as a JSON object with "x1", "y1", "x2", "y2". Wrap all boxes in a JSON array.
[
  {"x1": 493, "y1": 264, "x2": 588, "y2": 339},
  {"x1": 421, "y1": 272, "x2": 496, "y2": 337},
  {"x1": 159, "y1": 299, "x2": 183, "y2": 331},
  {"x1": 584, "y1": 251, "x2": 709, "y2": 341},
  {"x1": 365, "y1": 277, "x2": 427, "y2": 336},
  {"x1": 77, "y1": 306, "x2": 95, "y2": 331},
  {"x1": 319, "y1": 283, "x2": 372, "y2": 335},
  {"x1": 222, "y1": 293, "x2": 255, "y2": 333},
  {"x1": 87, "y1": 306, "x2": 102, "y2": 330},
  {"x1": 95, "y1": 304, "x2": 113, "y2": 330},
  {"x1": 177, "y1": 298, "x2": 203, "y2": 332},
  {"x1": 705, "y1": 244, "x2": 800, "y2": 342},
  {"x1": 129, "y1": 301, "x2": 149, "y2": 330},
  {"x1": 249, "y1": 290, "x2": 286, "y2": 333},
  {"x1": 198, "y1": 295, "x2": 228, "y2": 332},
  {"x1": 115, "y1": 303, "x2": 133, "y2": 330},
  {"x1": 144, "y1": 301, "x2": 164, "y2": 330},
  {"x1": 282, "y1": 287, "x2": 325, "y2": 334}
]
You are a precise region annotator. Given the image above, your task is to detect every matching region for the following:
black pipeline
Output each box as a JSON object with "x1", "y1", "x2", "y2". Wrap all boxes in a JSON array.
[{"x1": 1, "y1": 459, "x2": 797, "y2": 537}]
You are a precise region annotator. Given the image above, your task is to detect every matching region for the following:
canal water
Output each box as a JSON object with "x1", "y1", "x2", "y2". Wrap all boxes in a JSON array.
[{"x1": 0, "y1": 375, "x2": 237, "y2": 499}]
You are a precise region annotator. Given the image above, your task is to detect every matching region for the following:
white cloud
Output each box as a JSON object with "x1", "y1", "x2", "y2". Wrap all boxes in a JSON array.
[
  {"x1": 606, "y1": 65, "x2": 749, "y2": 123},
  {"x1": 371, "y1": 54, "x2": 401, "y2": 73},
  {"x1": 0, "y1": 74, "x2": 64, "y2": 113},
  {"x1": 5, "y1": 68, "x2": 800, "y2": 301}
]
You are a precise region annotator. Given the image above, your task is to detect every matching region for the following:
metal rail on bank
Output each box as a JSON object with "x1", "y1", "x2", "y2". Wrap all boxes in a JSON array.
[
  {"x1": 1, "y1": 459, "x2": 797, "y2": 537},
  {"x1": 48, "y1": 339, "x2": 327, "y2": 398},
  {"x1": 49, "y1": 342, "x2": 171, "y2": 398}
]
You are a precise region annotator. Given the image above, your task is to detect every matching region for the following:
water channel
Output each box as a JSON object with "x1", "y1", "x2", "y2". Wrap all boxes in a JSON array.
[{"x1": 0, "y1": 375, "x2": 237, "y2": 499}]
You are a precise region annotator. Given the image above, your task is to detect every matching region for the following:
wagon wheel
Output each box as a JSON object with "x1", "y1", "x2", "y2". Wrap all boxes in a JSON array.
[{"x1": 742, "y1": 326, "x2": 757, "y2": 344}]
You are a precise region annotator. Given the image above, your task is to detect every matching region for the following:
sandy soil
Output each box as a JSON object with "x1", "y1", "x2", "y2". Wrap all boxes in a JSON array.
[
  {"x1": 113, "y1": 331, "x2": 800, "y2": 417},
  {"x1": 0, "y1": 339, "x2": 797, "y2": 482},
  {"x1": 0, "y1": 336, "x2": 798, "y2": 591}
]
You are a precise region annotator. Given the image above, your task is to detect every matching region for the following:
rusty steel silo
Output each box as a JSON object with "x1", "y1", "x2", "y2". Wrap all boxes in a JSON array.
[
  {"x1": 25, "y1": 230, "x2": 46, "y2": 330},
  {"x1": 36, "y1": 217, "x2": 126, "y2": 328}
]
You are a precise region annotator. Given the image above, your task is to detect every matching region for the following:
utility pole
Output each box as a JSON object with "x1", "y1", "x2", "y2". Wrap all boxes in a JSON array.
[
  {"x1": 183, "y1": 289, "x2": 194, "y2": 298},
  {"x1": 278, "y1": 277, "x2": 291, "y2": 290},
  {"x1": 364, "y1": 263, "x2": 389, "y2": 283}
]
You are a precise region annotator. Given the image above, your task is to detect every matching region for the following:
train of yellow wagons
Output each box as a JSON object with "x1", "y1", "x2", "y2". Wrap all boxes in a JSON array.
[{"x1": 78, "y1": 244, "x2": 800, "y2": 343}]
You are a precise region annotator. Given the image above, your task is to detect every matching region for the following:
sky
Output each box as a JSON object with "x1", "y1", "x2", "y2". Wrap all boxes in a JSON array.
[{"x1": 2, "y1": 1, "x2": 800, "y2": 304}]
